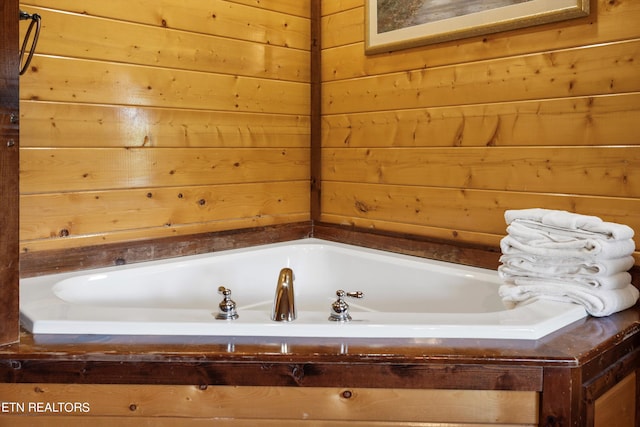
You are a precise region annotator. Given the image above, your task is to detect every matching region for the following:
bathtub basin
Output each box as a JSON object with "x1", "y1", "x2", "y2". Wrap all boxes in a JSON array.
[{"x1": 20, "y1": 238, "x2": 587, "y2": 339}]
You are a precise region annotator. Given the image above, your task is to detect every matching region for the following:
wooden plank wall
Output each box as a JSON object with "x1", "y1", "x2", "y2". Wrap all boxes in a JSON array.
[
  {"x1": 0, "y1": 383, "x2": 539, "y2": 426},
  {"x1": 18, "y1": 0, "x2": 311, "y2": 253},
  {"x1": 320, "y1": 0, "x2": 640, "y2": 264}
]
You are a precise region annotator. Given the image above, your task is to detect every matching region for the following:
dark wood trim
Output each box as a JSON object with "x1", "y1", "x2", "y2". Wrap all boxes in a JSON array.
[
  {"x1": 637, "y1": 369, "x2": 640, "y2": 427},
  {"x1": 1, "y1": 312, "x2": 638, "y2": 424},
  {"x1": 19, "y1": 221, "x2": 502, "y2": 278},
  {"x1": 0, "y1": 356, "x2": 543, "y2": 390},
  {"x1": 541, "y1": 367, "x2": 583, "y2": 426},
  {"x1": 20, "y1": 222, "x2": 311, "y2": 277},
  {"x1": 313, "y1": 222, "x2": 502, "y2": 270},
  {"x1": 21, "y1": 220, "x2": 640, "y2": 288},
  {"x1": 313, "y1": 222, "x2": 640, "y2": 291},
  {"x1": 0, "y1": 0, "x2": 20, "y2": 346},
  {"x1": 309, "y1": 0, "x2": 322, "y2": 222},
  {"x1": 631, "y1": 264, "x2": 640, "y2": 291}
]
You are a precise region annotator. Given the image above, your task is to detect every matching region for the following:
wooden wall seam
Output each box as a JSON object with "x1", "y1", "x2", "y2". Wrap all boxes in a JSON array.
[{"x1": 310, "y1": 0, "x2": 321, "y2": 221}]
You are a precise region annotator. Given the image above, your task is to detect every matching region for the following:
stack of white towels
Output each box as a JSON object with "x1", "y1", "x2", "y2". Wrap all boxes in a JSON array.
[{"x1": 498, "y1": 208, "x2": 639, "y2": 317}]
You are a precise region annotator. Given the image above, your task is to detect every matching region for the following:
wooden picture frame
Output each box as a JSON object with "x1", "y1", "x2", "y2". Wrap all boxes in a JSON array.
[{"x1": 365, "y1": 0, "x2": 590, "y2": 54}]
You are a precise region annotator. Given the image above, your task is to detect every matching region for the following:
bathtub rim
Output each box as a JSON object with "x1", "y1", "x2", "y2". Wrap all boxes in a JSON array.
[{"x1": 19, "y1": 238, "x2": 588, "y2": 340}]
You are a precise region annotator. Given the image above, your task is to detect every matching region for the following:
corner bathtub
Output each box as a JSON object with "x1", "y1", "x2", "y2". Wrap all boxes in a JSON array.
[{"x1": 20, "y1": 239, "x2": 587, "y2": 340}]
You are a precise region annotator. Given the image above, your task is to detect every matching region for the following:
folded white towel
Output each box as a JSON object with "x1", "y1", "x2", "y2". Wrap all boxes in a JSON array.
[
  {"x1": 507, "y1": 220, "x2": 625, "y2": 244},
  {"x1": 504, "y1": 209, "x2": 635, "y2": 240},
  {"x1": 505, "y1": 207, "x2": 601, "y2": 228},
  {"x1": 499, "y1": 254, "x2": 635, "y2": 277},
  {"x1": 500, "y1": 235, "x2": 636, "y2": 260},
  {"x1": 498, "y1": 269, "x2": 632, "y2": 290},
  {"x1": 499, "y1": 282, "x2": 639, "y2": 317}
]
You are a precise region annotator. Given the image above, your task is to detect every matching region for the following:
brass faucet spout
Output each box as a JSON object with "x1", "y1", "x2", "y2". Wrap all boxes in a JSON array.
[{"x1": 271, "y1": 268, "x2": 296, "y2": 322}]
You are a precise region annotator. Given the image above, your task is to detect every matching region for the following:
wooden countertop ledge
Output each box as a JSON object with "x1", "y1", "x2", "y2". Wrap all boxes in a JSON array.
[{"x1": 0, "y1": 308, "x2": 638, "y2": 390}]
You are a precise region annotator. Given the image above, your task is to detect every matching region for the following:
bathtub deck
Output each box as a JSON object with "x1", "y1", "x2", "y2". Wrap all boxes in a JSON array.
[
  {"x1": 1, "y1": 306, "x2": 638, "y2": 426},
  {"x1": 6, "y1": 224, "x2": 640, "y2": 425}
]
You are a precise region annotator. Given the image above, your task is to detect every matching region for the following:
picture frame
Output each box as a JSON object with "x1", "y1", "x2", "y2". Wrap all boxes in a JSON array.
[{"x1": 365, "y1": 0, "x2": 590, "y2": 55}]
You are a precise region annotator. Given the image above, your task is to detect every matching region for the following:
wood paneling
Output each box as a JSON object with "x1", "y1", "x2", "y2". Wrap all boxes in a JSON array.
[
  {"x1": 322, "y1": 94, "x2": 640, "y2": 148},
  {"x1": 594, "y1": 372, "x2": 636, "y2": 427},
  {"x1": 20, "y1": 7, "x2": 309, "y2": 83},
  {"x1": 16, "y1": 0, "x2": 640, "y2": 262},
  {"x1": 321, "y1": 0, "x2": 362, "y2": 17},
  {"x1": 19, "y1": 0, "x2": 311, "y2": 252},
  {"x1": 314, "y1": 222, "x2": 501, "y2": 269},
  {"x1": 324, "y1": 40, "x2": 640, "y2": 115},
  {"x1": 21, "y1": 148, "x2": 308, "y2": 193},
  {"x1": 21, "y1": 56, "x2": 308, "y2": 115},
  {"x1": 21, "y1": 181, "x2": 309, "y2": 251},
  {"x1": 19, "y1": 0, "x2": 639, "y2": 262},
  {"x1": 321, "y1": 7, "x2": 363, "y2": 49},
  {"x1": 22, "y1": 0, "x2": 310, "y2": 49},
  {"x1": 0, "y1": 383, "x2": 538, "y2": 425},
  {"x1": 320, "y1": 1, "x2": 640, "y2": 264},
  {"x1": 230, "y1": 0, "x2": 310, "y2": 18},
  {"x1": 0, "y1": 419, "x2": 538, "y2": 427},
  {"x1": 20, "y1": 222, "x2": 311, "y2": 276},
  {"x1": 321, "y1": 182, "x2": 640, "y2": 249},
  {"x1": 323, "y1": 146, "x2": 639, "y2": 197},
  {"x1": 20, "y1": 102, "x2": 309, "y2": 148}
]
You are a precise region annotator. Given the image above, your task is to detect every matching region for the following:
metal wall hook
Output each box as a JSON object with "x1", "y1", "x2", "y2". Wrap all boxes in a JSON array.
[{"x1": 19, "y1": 10, "x2": 42, "y2": 75}]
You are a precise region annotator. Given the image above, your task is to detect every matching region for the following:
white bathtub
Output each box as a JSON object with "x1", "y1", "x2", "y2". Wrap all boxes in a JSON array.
[{"x1": 20, "y1": 238, "x2": 587, "y2": 340}]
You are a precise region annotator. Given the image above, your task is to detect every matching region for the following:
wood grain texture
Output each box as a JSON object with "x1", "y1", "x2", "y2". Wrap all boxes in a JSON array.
[
  {"x1": 320, "y1": 1, "x2": 640, "y2": 267},
  {"x1": 322, "y1": 94, "x2": 640, "y2": 148},
  {"x1": 18, "y1": 0, "x2": 311, "y2": 252},
  {"x1": 0, "y1": 417, "x2": 539, "y2": 427},
  {"x1": 20, "y1": 222, "x2": 311, "y2": 276},
  {"x1": 321, "y1": 7, "x2": 363, "y2": 49},
  {"x1": 320, "y1": 181, "x2": 640, "y2": 255},
  {"x1": 594, "y1": 372, "x2": 636, "y2": 427},
  {"x1": 20, "y1": 181, "x2": 309, "y2": 250},
  {"x1": 310, "y1": 0, "x2": 322, "y2": 221},
  {"x1": 21, "y1": 0, "x2": 310, "y2": 50},
  {"x1": 540, "y1": 368, "x2": 583, "y2": 427},
  {"x1": 323, "y1": 39, "x2": 640, "y2": 115},
  {"x1": 321, "y1": 0, "x2": 362, "y2": 17},
  {"x1": 20, "y1": 7, "x2": 309, "y2": 83},
  {"x1": 322, "y1": 146, "x2": 639, "y2": 197},
  {"x1": 20, "y1": 147, "x2": 309, "y2": 193},
  {"x1": 20, "y1": 102, "x2": 309, "y2": 148},
  {"x1": 230, "y1": 0, "x2": 311, "y2": 18},
  {"x1": 0, "y1": 384, "x2": 538, "y2": 424},
  {"x1": 314, "y1": 222, "x2": 501, "y2": 269},
  {"x1": 21, "y1": 55, "x2": 308, "y2": 115},
  {"x1": 0, "y1": 0, "x2": 20, "y2": 345}
]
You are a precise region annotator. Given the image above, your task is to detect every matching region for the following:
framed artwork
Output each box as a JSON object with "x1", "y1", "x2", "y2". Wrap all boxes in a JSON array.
[{"x1": 366, "y1": 0, "x2": 590, "y2": 54}]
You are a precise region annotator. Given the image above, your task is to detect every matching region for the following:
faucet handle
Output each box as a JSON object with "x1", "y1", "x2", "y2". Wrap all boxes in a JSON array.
[
  {"x1": 329, "y1": 289, "x2": 364, "y2": 322},
  {"x1": 215, "y1": 286, "x2": 239, "y2": 320},
  {"x1": 339, "y1": 290, "x2": 363, "y2": 299}
]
